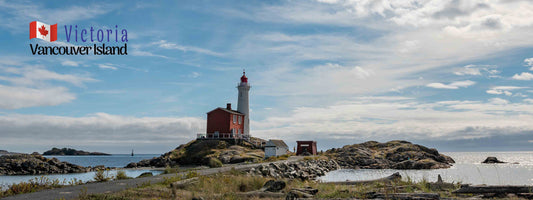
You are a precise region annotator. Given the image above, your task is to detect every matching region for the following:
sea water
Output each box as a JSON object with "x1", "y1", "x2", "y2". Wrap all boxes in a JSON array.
[
  {"x1": 43, "y1": 154, "x2": 160, "y2": 168},
  {"x1": 317, "y1": 152, "x2": 533, "y2": 185},
  {"x1": 0, "y1": 154, "x2": 163, "y2": 188}
]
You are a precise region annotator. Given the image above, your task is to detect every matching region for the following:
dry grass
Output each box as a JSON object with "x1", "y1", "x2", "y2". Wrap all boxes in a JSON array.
[
  {"x1": 0, "y1": 176, "x2": 83, "y2": 198},
  {"x1": 76, "y1": 169, "x2": 465, "y2": 200}
]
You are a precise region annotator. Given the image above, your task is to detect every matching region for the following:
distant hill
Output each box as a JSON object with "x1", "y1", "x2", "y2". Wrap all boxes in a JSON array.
[{"x1": 43, "y1": 147, "x2": 110, "y2": 156}]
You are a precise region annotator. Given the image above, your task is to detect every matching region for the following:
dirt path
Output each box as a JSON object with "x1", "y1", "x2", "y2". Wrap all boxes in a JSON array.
[{"x1": 4, "y1": 157, "x2": 302, "y2": 200}]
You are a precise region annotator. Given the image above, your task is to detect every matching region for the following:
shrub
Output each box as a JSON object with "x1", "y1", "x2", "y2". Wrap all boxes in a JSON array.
[
  {"x1": 185, "y1": 170, "x2": 199, "y2": 179},
  {"x1": 94, "y1": 170, "x2": 113, "y2": 182},
  {"x1": 115, "y1": 170, "x2": 131, "y2": 180},
  {"x1": 163, "y1": 167, "x2": 180, "y2": 174},
  {"x1": 208, "y1": 158, "x2": 223, "y2": 168}
]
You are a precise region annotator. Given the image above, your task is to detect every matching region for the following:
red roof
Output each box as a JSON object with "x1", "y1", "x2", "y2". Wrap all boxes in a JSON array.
[
  {"x1": 240, "y1": 71, "x2": 248, "y2": 83},
  {"x1": 207, "y1": 107, "x2": 244, "y2": 115}
]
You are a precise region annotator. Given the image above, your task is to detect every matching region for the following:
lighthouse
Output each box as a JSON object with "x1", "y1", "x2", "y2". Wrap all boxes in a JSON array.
[
  {"x1": 202, "y1": 71, "x2": 251, "y2": 140},
  {"x1": 237, "y1": 70, "x2": 251, "y2": 139}
]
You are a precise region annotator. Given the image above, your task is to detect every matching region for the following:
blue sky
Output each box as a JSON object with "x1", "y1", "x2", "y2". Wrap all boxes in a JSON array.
[{"x1": 0, "y1": 0, "x2": 532, "y2": 154}]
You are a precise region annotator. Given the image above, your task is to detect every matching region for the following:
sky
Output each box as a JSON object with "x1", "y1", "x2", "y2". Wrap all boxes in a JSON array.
[{"x1": 0, "y1": 0, "x2": 532, "y2": 154}]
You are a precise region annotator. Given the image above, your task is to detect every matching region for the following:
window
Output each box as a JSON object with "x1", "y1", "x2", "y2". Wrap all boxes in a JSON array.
[
  {"x1": 233, "y1": 115, "x2": 237, "y2": 124},
  {"x1": 238, "y1": 116, "x2": 242, "y2": 124}
]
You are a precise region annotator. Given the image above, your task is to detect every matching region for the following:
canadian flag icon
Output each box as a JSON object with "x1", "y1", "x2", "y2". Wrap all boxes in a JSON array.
[{"x1": 29, "y1": 21, "x2": 57, "y2": 42}]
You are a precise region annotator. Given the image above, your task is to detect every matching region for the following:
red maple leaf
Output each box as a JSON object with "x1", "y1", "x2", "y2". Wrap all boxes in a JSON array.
[{"x1": 38, "y1": 25, "x2": 48, "y2": 37}]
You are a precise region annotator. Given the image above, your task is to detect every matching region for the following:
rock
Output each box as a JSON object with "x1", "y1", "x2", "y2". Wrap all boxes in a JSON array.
[
  {"x1": 326, "y1": 140, "x2": 454, "y2": 169},
  {"x1": 482, "y1": 157, "x2": 506, "y2": 164},
  {"x1": 0, "y1": 154, "x2": 88, "y2": 175},
  {"x1": 126, "y1": 162, "x2": 137, "y2": 168},
  {"x1": 138, "y1": 172, "x2": 153, "y2": 178},
  {"x1": 260, "y1": 180, "x2": 286, "y2": 192},
  {"x1": 125, "y1": 139, "x2": 265, "y2": 168}
]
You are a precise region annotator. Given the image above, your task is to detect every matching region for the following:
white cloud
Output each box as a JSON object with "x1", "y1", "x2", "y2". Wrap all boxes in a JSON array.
[
  {"x1": 0, "y1": 1, "x2": 117, "y2": 33},
  {"x1": 153, "y1": 40, "x2": 222, "y2": 56},
  {"x1": 189, "y1": 72, "x2": 201, "y2": 78},
  {"x1": 492, "y1": 86, "x2": 528, "y2": 90},
  {"x1": 512, "y1": 72, "x2": 533, "y2": 80},
  {"x1": 0, "y1": 85, "x2": 75, "y2": 109},
  {"x1": 453, "y1": 64, "x2": 499, "y2": 76},
  {"x1": 252, "y1": 97, "x2": 533, "y2": 143},
  {"x1": 525, "y1": 58, "x2": 533, "y2": 71},
  {"x1": 61, "y1": 60, "x2": 80, "y2": 67},
  {"x1": 523, "y1": 99, "x2": 533, "y2": 104},
  {"x1": 255, "y1": 63, "x2": 393, "y2": 96},
  {"x1": 488, "y1": 98, "x2": 508, "y2": 105},
  {"x1": 98, "y1": 64, "x2": 118, "y2": 70},
  {"x1": 486, "y1": 86, "x2": 528, "y2": 96},
  {"x1": 0, "y1": 67, "x2": 96, "y2": 87},
  {"x1": 0, "y1": 113, "x2": 204, "y2": 153},
  {"x1": 426, "y1": 80, "x2": 476, "y2": 89},
  {"x1": 0, "y1": 63, "x2": 96, "y2": 109}
]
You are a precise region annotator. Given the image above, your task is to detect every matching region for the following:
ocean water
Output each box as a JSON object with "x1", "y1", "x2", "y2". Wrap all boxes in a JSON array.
[
  {"x1": 43, "y1": 154, "x2": 161, "y2": 168},
  {"x1": 318, "y1": 152, "x2": 533, "y2": 185},
  {"x1": 0, "y1": 154, "x2": 162, "y2": 188}
]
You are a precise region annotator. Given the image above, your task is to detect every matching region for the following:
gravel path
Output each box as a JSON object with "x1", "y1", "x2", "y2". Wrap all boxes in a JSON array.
[{"x1": 4, "y1": 157, "x2": 302, "y2": 200}]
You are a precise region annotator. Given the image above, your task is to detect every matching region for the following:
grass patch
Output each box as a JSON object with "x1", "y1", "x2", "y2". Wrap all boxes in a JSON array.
[
  {"x1": 162, "y1": 166, "x2": 180, "y2": 174},
  {"x1": 263, "y1": 154, "x2": 290, "y2": 162},
  {"x1": 0, "y1": 176, "x2": 83, "y2": 198},
  {"x1": 208, "y1": 157, "x2": 223, "y2": 168},
  {"x1": 84, "y1": 170, "x2": 465, "y2": 200}
]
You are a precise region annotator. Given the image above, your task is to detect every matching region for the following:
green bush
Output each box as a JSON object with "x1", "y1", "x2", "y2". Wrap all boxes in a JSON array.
[
  {"x1": 163, "y1": 167, "x2": 180, "y2": 174},
  {"x1": 208, "y1": 158, "x2": 223, "y2": 168},
  {"x1": 94, "y1": 170, "x2": 113, "y2": 182},
  {"x1": 115, "y1": 170, "x2": 131, "y2": 180},
  {"x1": 185, "y1": 170, "x2": 199, "y2": 179}
]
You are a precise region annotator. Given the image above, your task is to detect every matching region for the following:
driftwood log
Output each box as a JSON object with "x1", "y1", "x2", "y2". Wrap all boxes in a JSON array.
[
  {"x1": 237, "y1": 191, "x2": 285, "y2": 198},
  {"x1": 286, "y1": 187, "x2": 319, "y2": 200},
  {"x1": 367, "y1": 192, "x2": 440, "y2": 200},
  {"x1": 328, "y1": 172, "x2": 402, "y2": 185},
  {"x1": 237, "y1": 180, "x2": 287, "y2": 198},
  {"x1": 170, "y1": 177, "x2": 199, "y2": 197},
  {"x1": 453, "y1": 185, "x2": 533, "y2": 194}
]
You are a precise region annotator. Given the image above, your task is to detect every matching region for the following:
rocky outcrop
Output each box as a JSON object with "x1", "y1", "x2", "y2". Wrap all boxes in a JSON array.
[
  {"x1": 43, "y1": 147, "x2": 110, "y2": 156},
  {"x1": 126, "y1": 139, "x2": 264, "y2": 168},
  {"x1": 326, "y1": 140, "x2": 455, "y2": 169},
  {"x1": 0, "y1": 154, "x2": 89, "y2": 175},
  {"x1": 0, "y1": 150, "x2": 21, "y2": 155},
  {"x1": 245, "y1": 159, "x2": 340, "y2": 180},
  {"x1": 482, "y1": 157, "x2": 506, "y2": 164}
]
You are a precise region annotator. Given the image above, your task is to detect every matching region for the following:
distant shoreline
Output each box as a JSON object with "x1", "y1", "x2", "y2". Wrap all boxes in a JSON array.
[{"x1": 42, "y1": 147, "x2": 111, "y2": 156}]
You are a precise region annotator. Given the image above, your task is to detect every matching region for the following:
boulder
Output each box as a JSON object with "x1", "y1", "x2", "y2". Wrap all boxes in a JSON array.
[
  {"x1": 326, "y1": 140, "x2": 454, "y2": 169},
  {"x1": 260, "y1": 180, "x2": 286, "y2": 192},
  {"x1": 482, "y1": 157, "x2": 506, "y2": 164}
]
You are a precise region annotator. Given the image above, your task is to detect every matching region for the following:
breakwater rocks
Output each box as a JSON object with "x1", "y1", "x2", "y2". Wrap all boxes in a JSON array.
[
  {"x1": 326, "y1": 140, "x2": 455, "y2": 169},
  {"x1": 0, "y1": 154, "x2": 89, "y2": 175},
  {"x1": 245, "y1": 159, "x2": 340, "y2": 180}
]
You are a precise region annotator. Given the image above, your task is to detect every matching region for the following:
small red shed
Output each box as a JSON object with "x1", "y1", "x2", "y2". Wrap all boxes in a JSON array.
[
  {"x1": 296, "y1": 141, "x2": 317, "y2": 156},
  {"x1": 206, "y1": 103, "x2": 245, "y2": 139}
]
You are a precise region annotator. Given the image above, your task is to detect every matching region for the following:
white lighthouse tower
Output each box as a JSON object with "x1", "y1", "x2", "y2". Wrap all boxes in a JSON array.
[{"x1": 237, "y1": 70, "x2": 251, "y2": 140}]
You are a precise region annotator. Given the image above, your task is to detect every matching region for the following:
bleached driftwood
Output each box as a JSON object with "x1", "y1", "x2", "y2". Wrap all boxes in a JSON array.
[
  {"x1": 328, "y1": 172, "x2": 401, "y2": 185},
  {"x1": 453, "y1": 185, "x2": 533, "y2": 194}
]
